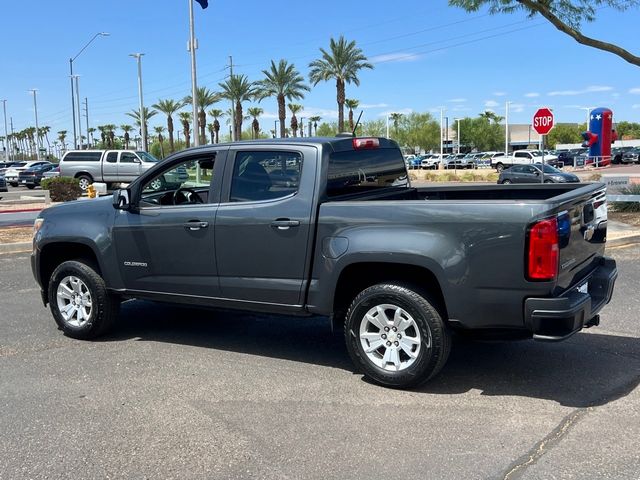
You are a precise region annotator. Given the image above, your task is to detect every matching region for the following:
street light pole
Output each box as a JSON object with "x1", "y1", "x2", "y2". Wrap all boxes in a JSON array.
[
  {"x1": 188, "y1": 0, "x2": 200, "y2": 147},
  {"x1": 1, "y1": 100, "x2": 10, "y2": 161},
  {"x1": 300, "y1": 117, "x2": 305, "y2": 137},
  {"x1": 29, "y1": 89, "x2": 41, "y2": 161},
  {"x1": 440, "y1": 108, "x2": 445, "y2": 169},
  {"x1": 274, "y1": 120, "x2": 279, "y2": 138},
  {"x1": 580, "y1": 106, "x2": 595, "y2": 129},
  {"x1": 72, "y1": 76, "x2": 82, "y2": 149},
  {"x1": 129, "y1": 53, "x2": 146, "y2": 151},
  {"x1": 69, "y1": 32, "x2": 109, "y2": 149},
  {"x1": 505, "y1": 101, "x2": 511, "y2": 156},
  {"x1": 454, "y1": 118, "x2": 461, "y2": 154}
]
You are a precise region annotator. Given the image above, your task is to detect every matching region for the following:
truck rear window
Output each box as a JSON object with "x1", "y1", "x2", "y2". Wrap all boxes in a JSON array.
[
  {"x1": 62, "y1": 152, "x2": 102, "y2": 162},
  {"x1": 327, "y1": 148, "x2": 408, "y2": 197}
]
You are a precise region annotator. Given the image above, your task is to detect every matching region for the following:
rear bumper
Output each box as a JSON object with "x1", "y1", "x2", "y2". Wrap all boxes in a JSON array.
[{"x1": 524, "y1": 257, "x2": 617, "y2": 341}]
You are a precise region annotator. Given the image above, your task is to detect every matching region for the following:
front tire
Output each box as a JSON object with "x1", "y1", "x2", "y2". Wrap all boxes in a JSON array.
[
  {"x1": 344, "y1": 284, "x2": 451, "y2": 388},
  {"x1": 495, "y1": 163, "x2": 504, "y2": 172},
  {"x1": 502, "y1": 179, "x2": 512, "y2": 184},
  {"x1": 48, "y1": 260, "x2": 120, "y2": 339}
]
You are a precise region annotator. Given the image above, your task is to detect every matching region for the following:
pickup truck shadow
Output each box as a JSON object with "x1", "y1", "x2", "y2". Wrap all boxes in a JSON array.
[{"x1": 106, "y1": 300, "x2": 639, "y2": 408}]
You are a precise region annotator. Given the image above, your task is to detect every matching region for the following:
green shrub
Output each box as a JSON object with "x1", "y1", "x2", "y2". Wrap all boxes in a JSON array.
[
  {"x1": 41, "y1": 177, "x2": 82, "y2": 202},
  {"x1": 611, "y1": 183, "x2": 640, "y2": 213},
  {"x1": 486, "y1": 172, "x2": 499, "y2": 183},
  {"x1": 587, "y1": 173, "x2": 602, "y2": 181}
]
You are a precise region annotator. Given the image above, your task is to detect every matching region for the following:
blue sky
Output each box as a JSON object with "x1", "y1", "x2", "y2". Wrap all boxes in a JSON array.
[{"x1": 1, "y1": 0, "x2": 639, "y2": 139}]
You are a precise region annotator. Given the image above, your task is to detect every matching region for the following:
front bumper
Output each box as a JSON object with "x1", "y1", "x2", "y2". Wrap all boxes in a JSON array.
[{"x1": 524, "y1": 257, "x2": 617, "y2": 341}]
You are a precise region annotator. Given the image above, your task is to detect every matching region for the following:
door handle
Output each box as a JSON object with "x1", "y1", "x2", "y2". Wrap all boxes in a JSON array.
[
  {"x1": 271, "y1": 219, "x2": 300, "y2": 230},
  {"x1": 183, "y1": 221, "x2": 209, "y2": 231}
]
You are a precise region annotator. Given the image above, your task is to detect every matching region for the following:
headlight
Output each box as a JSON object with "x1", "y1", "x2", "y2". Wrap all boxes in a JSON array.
[
  {"x1": 33, "y1": 218, "x2": 44, "y2": 238},
  {"x1": 551, "y1": 175, "x2": 566, "y2": 182}
]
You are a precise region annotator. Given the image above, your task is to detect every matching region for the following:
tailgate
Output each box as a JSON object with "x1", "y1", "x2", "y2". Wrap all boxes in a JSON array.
[{"x1": 554, "y1": 185, "x2": 607, "y2": 291}]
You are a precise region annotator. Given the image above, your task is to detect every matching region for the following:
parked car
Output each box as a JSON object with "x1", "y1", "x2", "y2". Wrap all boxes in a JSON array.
[
  {"x1": 32, "y1": 136, "x2": 616, "y2": 389},
  {"x1": 17, "y1": 163, "x2": 58, "y2": 189},
  {"x1": 492, "y1": 150, "x2": 560, "y2": 172},
  {"x1": 621, "y1": 147, "x2": 640, "y2": 164},
  {"x1": 498, "y1": 163, "x2": 580, "y2": 184},
  {"x1": 420, "y1": 154, "x2": 442, "y2": 169},
  {"x1": 406, "y1": 156, "x2": 422, "y2": 169},
  {"x1": 611, "y1": 146, "x2": 634, "y2": 165},
  {"x1": 444, "y1": 153, "x2": 474, "y2": 169},
  {"x1": 42, "y1": 165, "x2": 61, "y2": 180},
  {"x1": 59, "y1": 150, "x2": 160, "y2": 190},
  {"x1": 0, "y1": 174, "x2": 7, "y2": 192},
  {"x1": 4, "y1": 161, "x2": 53, "y2": 187}
]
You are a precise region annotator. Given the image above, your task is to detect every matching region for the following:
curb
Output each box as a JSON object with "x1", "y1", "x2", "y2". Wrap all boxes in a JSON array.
[
  {"x1": 0, "y1": 242, "x2": 32, "y2": 254},
  {"x1": 607, "y1": 234, "x2": 640, "y2": 249},
  {"x1": 0, "y1": 208, "x2": 44, "y2": 214}
]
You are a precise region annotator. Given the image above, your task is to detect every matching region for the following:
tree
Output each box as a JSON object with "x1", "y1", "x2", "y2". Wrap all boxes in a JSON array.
[
  {"x1": 394, "y1": 113, "x2": 440, "y2": 152},
  {"x1": 316, "y1": 122, "x2": 339, "y2": 137},
  {"x1": 153, "y1": 126, "x2": 166, "y2": 157},
  {"x1": 152, "y1": 99, "x2": 186, "y2": 153},
  {"x1": 479, "y1": 110, "x2": 504, "y2": 124},
  {"x1": 120, "y1": 125, "x2": 133, "y2": 149},
  {"x1": 126, "y1": 107, "x2": 157, "y2": 150},
  {"x1": 361, "y1": 119, "x2": 386, "y2": 137},
  {"x1": 309, "y1": 36, "x2": 373, "y2": 132},
  {"x1": 389, "y1": 113, "x2": 404, "y2": 135},
  {"x1": 288, "y1": 104, "x2": 303, "y2": 137},
  {"x1": 458, "y1": 115, "x2": 504, "y2": 151},
  {"x1": 345, "y1": 99, "x2": 359, "y2": 131},
  {"x1": 449, "y1": 0, "x2": 640, "y2": 66},
  {"x1": 87, "y1": 127, "x2": 96, "y2": 148},
  {"x1": 178, "y1": 111, "x2": 192, "y2": 148},
  {"x1": 219, "y1": 74, "x2": 258, "y2": 141},
  {"x1": 184, "y1": 87, "x2": 220, "y2": 145},
  {"x1": 309, "y1": 116, "x2": 321, "y2": 136},
  {"x1": 247, "y1": 107, "x2": 264, "y2": 139},
  {"x1": 616, "y1": 121, "x2": 640, "y2": 139},
  {"x1": 208, "y1": 109, "x2": 224, "y2": 143},
  {"x1": 256, "y1": 59, "x2": 310, "y2": 139},
  {"x1": 39, "y1": 126, "x2": 51, "y2": 153},
  {"x1": 546, "y1": 123, "x2": 583, "y2": 148}
]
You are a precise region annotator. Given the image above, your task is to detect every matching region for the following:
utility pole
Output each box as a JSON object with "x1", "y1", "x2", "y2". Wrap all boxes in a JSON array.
[
  {"x1": 229, "y1": 55, "x2": 235, "y2": 141},
  {"x1": 188, "y1": 0, "x2": 200, "y2": 147},
  {"x1": 129, "y1": 53, "x2": 146, "y2": 151},
  {"x1": 1, "y1": 100, "x2": 10, "y2": 161},
  {"x1": 29, "y1": 89, "x2": 42, "y2": 161},
  {"x1": 84, "y1": 98, "x2": 90, "y2": 148},
  {"x1": 505, "y1": 101, "x2": 511, "y2": 156}
]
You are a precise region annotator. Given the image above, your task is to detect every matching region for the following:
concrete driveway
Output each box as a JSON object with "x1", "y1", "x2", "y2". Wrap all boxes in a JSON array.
[{"x1": 1, "y1": 246, "x2": 638, "y2": 479}]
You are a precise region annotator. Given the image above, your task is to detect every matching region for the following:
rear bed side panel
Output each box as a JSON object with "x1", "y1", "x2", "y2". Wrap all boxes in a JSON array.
[{"x1": 307, "y1": 200, "x2": 555, "y2": 330}]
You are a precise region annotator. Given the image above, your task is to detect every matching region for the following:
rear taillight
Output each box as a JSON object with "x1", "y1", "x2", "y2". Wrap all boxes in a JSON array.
[
  {"x1": 527, "y1": 217, "x2": 559, "y2": 281},
  {"x1": 352, "y1": 138, "x2": 380, "y2": 150}
]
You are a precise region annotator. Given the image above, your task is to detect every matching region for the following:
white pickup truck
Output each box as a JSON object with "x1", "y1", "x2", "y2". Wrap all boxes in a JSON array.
[{"x1": 491, "y1": 150, "x2": 559, "y2": 172}]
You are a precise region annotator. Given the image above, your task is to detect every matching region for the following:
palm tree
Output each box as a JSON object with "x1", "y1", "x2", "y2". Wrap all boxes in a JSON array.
[
  {"x1": 153, "y1": 126, "x2": 166, "y2": 157},
  {"x1": 479, "y1": 110, "x2": 504, "y2": 124},
  {"x1": 309, "y1": 36, "x2": 373, "y2": 132},
  {"x1": 288, "y1": 104, "x2": 303, "y2": 137},
  {"x1": 247, "y1": 107, "x2": 264, "y2": 139},
  {"x1": 126, "y1": 107, "x2": 157, "y2": 150},
  {"x1": 219, "y1": 75, "x2": 258, "y2": 141},
  {"x1": 184, "y1": 87, "x2": 220, "y2": 145},
  {"x1": 87, "y1": 127, "x2": 96, "y2": 148},
  {"x1": 120, "y1": 125, "x2": 133, "y2": 149},
  {"x1": 256, "y1": 59, "x2": 309, "y2": 139},
  {"x1": 208, "y1": 109, "x2": 224, "y2": 143},
  {"x1": 104, "y1": 124, "x2": 117, "y2": 148},
  {"x1": 390, "y1": 113, "x2": 403, "y2": 134},
  {"x1": 207, "y1": 123, "x2": 215, "y2": 144},
  {"x1": 309, "y1": 116, "x2": 321, "y2": 136},
  {"x1": 152, "y1": 99, "x2": 186, "y2": 153},
  {"x1": 344, "y1": 99, "x2": 359, "y2": 131},
  {"x1": 39, "y1": 126, "x2": 52, "y2": 154},
  {"x1": 178, "y1": 111, "x2": 192, "y2": 148}
]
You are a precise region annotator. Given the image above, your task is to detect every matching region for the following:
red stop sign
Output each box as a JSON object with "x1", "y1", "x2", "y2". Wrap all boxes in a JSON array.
[{"x1": 533, "y1": 108, "x2": 554, "y2": 135}]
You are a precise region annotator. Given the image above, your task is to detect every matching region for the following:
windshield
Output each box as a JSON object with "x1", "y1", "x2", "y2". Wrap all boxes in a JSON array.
[
  {"x1": 136, "y1": 151, "x2": 159, "y2": 162},
  {"x1": 533, "y1": 163, "x2": 561, "y2": 174},
  {"x1": 530, "y1": 151, "x2": 544, "y2": 157}
]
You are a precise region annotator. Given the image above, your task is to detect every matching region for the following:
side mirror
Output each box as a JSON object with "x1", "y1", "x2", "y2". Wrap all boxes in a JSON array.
[{"x1": 112, "y1": 189, "x2": 131, "y2": 210}]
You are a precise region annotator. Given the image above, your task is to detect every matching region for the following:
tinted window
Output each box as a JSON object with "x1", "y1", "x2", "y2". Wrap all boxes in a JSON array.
[
  {"x1": 510, "y1": 165, "x2": 524, "y2": 173},
  {"x1": 327, "y1": 148, "x2": 407, "y2": 198},
  {"x1": 230, "y1": 151, "x2": 301, "y2": 203},
  {"x1": 63, "y1": 151, "x2": 102, "y2": 162},
  {"x1": 514, "y1": 152, "x2": 528, "y2": 158},
  {"x1": 105, "y1": 152, "x2": 117, "y2": 163}
]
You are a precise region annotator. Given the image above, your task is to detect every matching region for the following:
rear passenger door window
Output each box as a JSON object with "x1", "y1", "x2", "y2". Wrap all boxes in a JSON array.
[{"x1": 229, "y1": 151, "x2": 302, "y2": 202}]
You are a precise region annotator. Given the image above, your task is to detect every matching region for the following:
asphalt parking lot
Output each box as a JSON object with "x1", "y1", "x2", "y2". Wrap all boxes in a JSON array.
[{"x1": 1, "y1": 247, "x2": 639, "y2": 479}]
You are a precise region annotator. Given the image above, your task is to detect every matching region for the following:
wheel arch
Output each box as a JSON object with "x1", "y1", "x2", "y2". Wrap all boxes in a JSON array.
[
  {"x1": 38, "y1": 241, "x2": 103, "y2": 301},
  {"x1": 331, "y1": 261, "x2": 448, "y2": 325}
]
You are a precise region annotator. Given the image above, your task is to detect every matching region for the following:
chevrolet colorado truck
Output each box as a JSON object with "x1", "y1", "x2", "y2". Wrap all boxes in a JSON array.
[{"x1": 31, "y1": 137, "x2": 618, "y2": 388}]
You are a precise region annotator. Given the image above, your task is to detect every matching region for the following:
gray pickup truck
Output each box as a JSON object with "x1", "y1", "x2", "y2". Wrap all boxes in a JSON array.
[{"x1": 31, "y1": 137, "x2": 617, "y2": 388}]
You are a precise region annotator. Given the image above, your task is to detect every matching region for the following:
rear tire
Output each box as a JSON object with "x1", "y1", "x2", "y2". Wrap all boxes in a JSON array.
[
  {"x1": 502, "y1": 179, "x2": 512, "y2": 184},
  {"x1": 76, "y1": 174, "x2": 93, "y2": 191},
  {"x1": 344, "y1": 283, "x2": 451, "y2": 389},
  {"x1": 48, "y1": 260, "x2": 120, "y2": 339},
  {"x1": 27, "y1": 184, "x2": 35, "y2": 190}
]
